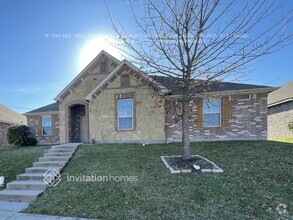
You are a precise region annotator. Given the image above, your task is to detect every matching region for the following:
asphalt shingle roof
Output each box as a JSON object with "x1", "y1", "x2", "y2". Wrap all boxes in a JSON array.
[
  {"x1": 0, "y1": 104, "x2": 27, "y2": 124},
  {"x1": 151, "y1": 76, "x2": 273, "y2": 95},
  {"x1": 26, "y1": 76, "x2": 274, "y2": 114},
  {"x1": 25, "y1": 102, "x2": 59, "y2": 115},
  {"x1": 268, "y1": 80, "x2": 293, "y2": 106}
]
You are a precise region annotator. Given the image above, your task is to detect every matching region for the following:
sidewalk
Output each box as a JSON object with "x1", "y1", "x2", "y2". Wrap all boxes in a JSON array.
[{"x1": 0, "y1": 201, "x2": 96, "y2": 220}]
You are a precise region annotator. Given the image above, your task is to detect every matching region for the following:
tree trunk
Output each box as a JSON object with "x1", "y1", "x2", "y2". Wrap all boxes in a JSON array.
[{"x1": 182, "y1": 86, "x2": 191, "y2": 160}]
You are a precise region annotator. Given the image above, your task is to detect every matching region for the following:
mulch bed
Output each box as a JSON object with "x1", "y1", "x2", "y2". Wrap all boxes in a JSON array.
[{"x1": 165, "y1": 156, "x2": 215, "y2": 170}]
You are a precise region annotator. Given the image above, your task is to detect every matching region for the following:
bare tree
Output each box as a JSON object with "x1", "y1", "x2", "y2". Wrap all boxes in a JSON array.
[{"x1": 107, "y1": 0, "x2": 292, "y2": 160}]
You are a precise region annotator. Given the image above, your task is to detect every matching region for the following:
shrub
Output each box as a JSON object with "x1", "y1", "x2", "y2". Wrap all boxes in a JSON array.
[
  {"x1": 27, "y1": 137, "x2": 38, "y2": 145},
  {"x1": 7, "y1": 125, "x2": 37, "y2": 146},
  {"x1": 288, "y1": 119, "x2": 293, "y2": 132}
]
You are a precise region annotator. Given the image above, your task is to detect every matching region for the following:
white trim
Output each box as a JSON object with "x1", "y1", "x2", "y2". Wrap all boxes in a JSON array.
[
  {"x1": 117, "y1": 99, "x2": 133, "y2": 131},
  {"x1": 41, "y1": 115, "x2": 52, "y2": 136},
  {"x1": 54, "y1": 50, "x2": 121, "y2": 101}
]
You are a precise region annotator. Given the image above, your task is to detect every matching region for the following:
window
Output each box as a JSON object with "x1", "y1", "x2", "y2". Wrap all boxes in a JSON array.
[
  {"x1": 118, "y1": 99, "x2": 133, "y2": 130},
  {"x1": 203, "y1": 99, "x2": 221, "y2": 127},
  {"x1": 42, "y1": 115, "x2": 52, "y2": 136}
]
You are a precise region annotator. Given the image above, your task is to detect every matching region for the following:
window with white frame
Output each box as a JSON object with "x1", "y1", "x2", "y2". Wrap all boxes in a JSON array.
[
  {"x1": 203, "y1": 99, "x2": 221, "y2": 127},
  {"x1": 118, "y1": 99, "x2": 133, "y2": 130},
  {"x1": 42, "y1": 115, "x2": 52, "y2": 136}
]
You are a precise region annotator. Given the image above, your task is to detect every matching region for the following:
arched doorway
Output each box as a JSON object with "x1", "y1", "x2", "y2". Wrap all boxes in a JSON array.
[{"x1": 68, "y1": 104, "x2": 88, "y2": 143}]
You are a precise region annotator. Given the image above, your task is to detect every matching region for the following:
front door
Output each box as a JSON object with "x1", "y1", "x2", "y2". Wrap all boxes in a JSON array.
[{"x1": 69, "y1": 104, "x2": 86, "y2": 143}]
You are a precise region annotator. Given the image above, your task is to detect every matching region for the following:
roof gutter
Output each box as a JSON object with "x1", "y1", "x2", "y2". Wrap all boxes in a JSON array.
[
  {"x1": 166, "y1": 87, "x2": 276, "y2": 98},
  {"x1": 24, "y1": 111, "x2": 59, "y2": 116}
]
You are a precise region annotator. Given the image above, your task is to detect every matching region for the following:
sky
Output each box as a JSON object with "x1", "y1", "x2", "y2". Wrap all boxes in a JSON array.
[{"x1": 0, "y1": 0, "x2": 292, "y2": 114}]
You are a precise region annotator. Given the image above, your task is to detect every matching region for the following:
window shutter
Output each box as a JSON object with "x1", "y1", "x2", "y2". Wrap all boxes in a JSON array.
[
  {"x1": 221, "y1": 96, "x2": 230, "y2": 127},
  {"x1": 38, "y1": 116, "x2": 42, "y2": 135},
  {"x1": 197, "y1": 98, "x2": 203, "y2": 128}
]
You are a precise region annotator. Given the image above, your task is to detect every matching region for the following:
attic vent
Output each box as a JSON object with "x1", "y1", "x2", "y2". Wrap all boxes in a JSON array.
[
  {"x1": 100, "y1": 60, "x2": 108, "y2": 73},
  {"x1": 121, "y1": 74, "x2": 130, "y2": 87},
  {"x1": 231, "y1": 94, "x2": 251, "y2": 100},
  {"x1": 238, "y1": 94, "x2": 250, "y2": 99}
]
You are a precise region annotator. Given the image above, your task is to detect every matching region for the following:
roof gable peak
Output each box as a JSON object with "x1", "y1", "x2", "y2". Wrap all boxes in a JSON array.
[
  {"x1": 85, "y1": 61, "x2": 169, "y2": 100},
  {"x1": 54, "y1": 50, "x2": 121, "y2": 101}
]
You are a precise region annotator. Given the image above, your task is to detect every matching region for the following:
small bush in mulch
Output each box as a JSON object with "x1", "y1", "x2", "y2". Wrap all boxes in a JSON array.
[{"x1": 165, "y1": 156, "x2": 214, "y2": 170}]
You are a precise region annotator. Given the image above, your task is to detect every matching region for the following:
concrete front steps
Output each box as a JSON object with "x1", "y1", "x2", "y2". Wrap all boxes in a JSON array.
[{"x1": 0, "y1": 143, "x2": 80, "y2": 202}]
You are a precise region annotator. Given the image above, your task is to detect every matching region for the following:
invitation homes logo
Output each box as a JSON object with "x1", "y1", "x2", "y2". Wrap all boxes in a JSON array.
[
  {"x1": 66, "y1": 174, "x2": 138, "y2": 182},
  {"x1": 43, "y1": 169, "x2": 61, "y2": 187},
  {"x1": 43, "y1": 169, "x2": 138, "y2": 187}
]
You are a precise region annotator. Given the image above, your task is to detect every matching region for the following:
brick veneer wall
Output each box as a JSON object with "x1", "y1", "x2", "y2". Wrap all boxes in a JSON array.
[
  {"x1": 268, "y1": 101, "x2": 293, "y2": 140},
  {"x1": 165, "y1": 93, "x2": 268, "y2": 141},
  {"x1": 27, "y1": 114, "x2": 60, "y2": 144},
  {"x1": 0, "y1": 122, "x2": 13, "y2": 147}
]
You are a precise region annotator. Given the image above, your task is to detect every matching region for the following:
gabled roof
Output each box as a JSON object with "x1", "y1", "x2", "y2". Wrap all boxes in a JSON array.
[
  {"x1": 54, "y1": 50, "x2": 121, "y2": 101},
  {"x1": 85, "y1": 60, "x2": 169, "y2": 100},
  {"x1": 268, "y1": 80, "x2": 293, "y2": 107},
  {"x1": 0, "y1": 104, "x2": 27, "y2": 125},
  {"x1": 24, "y1": 102, "x2": 59, "y2": 115},
  {"x1": 26, "y1": 76, "x2": 275, "y2": 114},
  {"x1": 151, "y1": 76, "x2": 275, "y2": 95}
]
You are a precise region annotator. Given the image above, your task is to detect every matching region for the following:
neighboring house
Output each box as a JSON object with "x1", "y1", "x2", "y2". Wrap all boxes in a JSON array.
[
  {"x1": 25, "y1": 50, "x2": 275, "y2": 144},
  {"x1": 268, "y1": 80, "x2": 293, "y2": 140},
  {"x1": 0, "y1": 104, "x2": 27, "y2": 146}
]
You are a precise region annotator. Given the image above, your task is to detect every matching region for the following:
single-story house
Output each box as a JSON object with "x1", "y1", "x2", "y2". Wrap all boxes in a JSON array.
[
  {"x1": 268, "y1": 80, "x2": 293, "y2": 140},
  {"x1": 25, "y1": 50, "x2": 275, "y2": 144},
  {"x1": 0, "y1": 104, "x2": 27, "y2": 146}
]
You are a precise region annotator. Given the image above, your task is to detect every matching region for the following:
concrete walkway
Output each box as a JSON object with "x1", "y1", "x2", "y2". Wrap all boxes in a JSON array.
[
  {"x1": 0, "y1": 201, "x2": 95, "y2": 219},
  {"x1": 0, "y1": 143, "x2": 93, "y2": 220}
]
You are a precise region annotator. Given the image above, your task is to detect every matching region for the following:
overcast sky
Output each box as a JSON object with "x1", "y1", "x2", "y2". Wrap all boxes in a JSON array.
[{"x1": 0, "y1": 0, "x2": 292, "y2": 113}]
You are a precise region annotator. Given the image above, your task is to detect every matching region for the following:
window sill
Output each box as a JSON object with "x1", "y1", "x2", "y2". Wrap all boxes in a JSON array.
[{"x1": 117, "y1": 129, "x2": 135, "y2": 132}]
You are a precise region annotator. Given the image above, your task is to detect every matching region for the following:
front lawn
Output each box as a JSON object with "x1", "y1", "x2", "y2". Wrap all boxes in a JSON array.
[
  {"x1": 25, "y1": 141, "x2": 292, "y2": 219},
  {"x1": 0, "y1": 145, "x2": 50, "y2": 190}
]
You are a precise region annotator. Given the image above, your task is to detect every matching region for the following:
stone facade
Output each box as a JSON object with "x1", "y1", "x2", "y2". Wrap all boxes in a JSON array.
[
  {"x1": 0, "y1": 122, "x2": 13, "y2": 147},
  {"x1": 166, "y1": 93, "x2": 268, "y2": 141},
  {"x1": 268, "y1": 101, "x2": 293, "y2": 140},
  {"x1": 89, "y1": 69, "x2": 166, "y2": 143},
  {"x1": 59, "y1": 55, "x2": 118, "y2": 143},
  {"x1": 27, "y1": 114, "x2": 60, "y2": 144}
]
